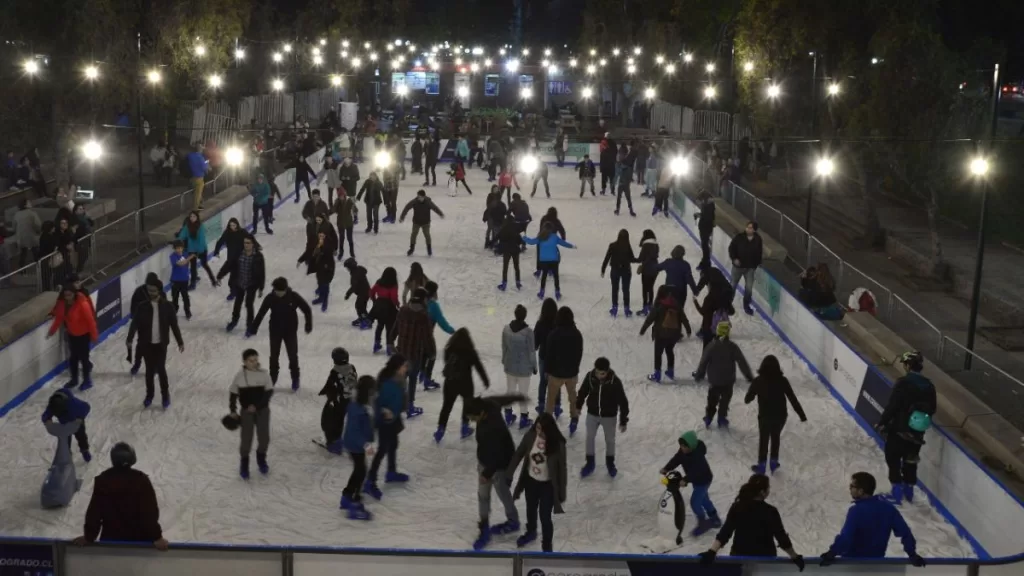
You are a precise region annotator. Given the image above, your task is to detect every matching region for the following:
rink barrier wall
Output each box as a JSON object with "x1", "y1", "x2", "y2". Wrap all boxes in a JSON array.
[
  {"x1": 0, "y1": 145, "x2": 327, "y2": 418},
  {"x1": 0, "y1": 536, "x2": 1020, "y2": 576},
  {"x1": 666, "y1": 185, "x2": 1024, "y2": 560}
]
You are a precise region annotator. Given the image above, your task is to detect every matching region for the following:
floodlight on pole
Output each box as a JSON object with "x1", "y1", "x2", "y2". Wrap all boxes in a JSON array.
[
  {"x1": 743, "y1": 61, "x2": 754, "y2": 73},
  {"x1": 23, "y1": 60, "x2": 40, "y2": 75},
  {"x1": 581, "y1": 86, "x2": 594, "y2": 99},
  {"x1": 225, "y1": 147, "x2": 244, "y2": 168},
  {"x1": 644, "y1": 87, "x2": 656, "y2": 99},
  {"x1": 284, "y1": 43, "x2": 293, "y2": 53},
  {"x1": 520, "y1": 155, "x2": 539, "y2": 174},
  {"x1": 396, "y1": 84, "x2": 409, "y2": 97},
  {"x1": 521, "y1": 87, "x2": 532, "y2": 100},
  {"x1": 82, "y1": 140, "x2": 103, "y2": 161},
  {"x1": 816, "y1": 158, "x2": 835, "y2": 177},
  {"x1": 656, "y1": 55, "x2": 665, "y2": 65},
  {"x1": 827, "y1": 83, "x2": 841, "y2": 96},
  {"x1": 665, "y1": 63, "x2": 677, "y2": 74},
  {"x1": 235, "y1": 48, "x2": 245, "y2": 60},
  {"x1": 522, "y1": 48, "x2": 530, "y2": 56},
  {"x1": 351, "y1": 57, "x2": 362, "y2": 68},
  {"x1": 634, "y1": 46, "x2": 642, "y2": 55},
  {"x1": 970, "y1": 157, "x2": 989, "y2": 177},
  {"x1": 670, "y1": 156, "x2": 689, "y2": 176},
  {"x1": 272, "y1": 78, "x2": 285, "y2": 91},
  {"x1": 330, "y1": 75, "x2": 342, "y2": 87},
  {"x1": 457, "y1": 86, "x2": 470, "y2": 98},
  {"x1": 683, "y1": 53, "x2": 694, "y2": 63},
  {"x1": 194, "y1": 44, "x2": 206, "y2": 57},
  {"x1": 84, "y1": 65, "x2": 99, "y2": 80},
  {"x1": 386, "y1": 45, "x2": 394, "y2": 52},
  {"x1": 542, "y1": 59, "x2": 550, "y2": 68},
  {"x1": 544, "y1": 48, "x2": 552, "y2": 57},
  {"x1": 470, "y1": 62, "x2": 480, "y2": 73},
  {"x1": 374, "y1": 150, "x2": 392, "y2": 169},
  {"x1": 147, "y1": 69, "x2": 162, "y2": 84},
  {"x1": 704, "y1": 85, "x2": 717, "y2": 99},
  {"x1": 767, "y1": 84, "x2": 781, "y2": 99},
  {"x1": 612, "y1": 48, "x2": 621, "y2": 57},
  {"x1": 705, "y1": 62, "x2": 716, "y2": 73},
  {"x1": 369, "y1": 52, "x2": 378, "y2": 62},
  {"x1": 272, "y1": 52, "x2": 283, "y2": 63},
  {"x1": 342, "y1": 40, "x2": 350, "y2": 48},
  {"x1": 208, "y1": 74, "x2": 222, "y2": 89}
]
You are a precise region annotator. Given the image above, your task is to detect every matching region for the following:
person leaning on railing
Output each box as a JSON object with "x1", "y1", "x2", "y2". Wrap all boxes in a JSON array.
[{"x1": 798, "y1": 263, "x2": 844, "y2": 320}]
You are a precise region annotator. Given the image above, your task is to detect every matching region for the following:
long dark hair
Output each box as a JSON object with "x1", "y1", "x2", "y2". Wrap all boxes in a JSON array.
[
  {"x1": 613, "y1": 228, "x2": 630, "y2": 249},
  {"x1": 757, "y1": 355, "x2": 783, "y2": 378},
  {"x1": 537, "y1": 221, "x2": 554, "y2": 242},
  {"x1": 377, "y1": 266, "x2": 398, "y2": 288},
  {"x1": 407, "y1": 262, "x2": 427, "y2": 287},
  {"x1": 445, "y1": 327, "x2": 476, "y2": 358},
  {"x1": 537, "y1": 298, "x2": 558, "y2": 327},
  {"x1": 534, "y1": 412, "x2": 565, "y2": 455},
  {"x1": 734, "y1": 474, "x2": 771, "y2": 511},
  {"x1": 555, "y1": 306, "x2": 575, "y2": 327},
  {"x1": 377, "y1": 353, "x2": 407, "y2": 384},
  {"x1": 544, "y1": 206, "x2": 558, "y2": 221},
  {"x1": 227, "y1": 218, "x2": 240, "y2": 231},
  {"x1": 355, "y1": 375, "x2": 376, "y2": 404},
  {"x1": 186, "y1": 210, "x2": 201, "y2": 237}
]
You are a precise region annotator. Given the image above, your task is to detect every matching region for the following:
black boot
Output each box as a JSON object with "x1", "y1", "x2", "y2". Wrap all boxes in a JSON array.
[{"x1": 606, "y1": 455, "x2": 618, "y2": 477}]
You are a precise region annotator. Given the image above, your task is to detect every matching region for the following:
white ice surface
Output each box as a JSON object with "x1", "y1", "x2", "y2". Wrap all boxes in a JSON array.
[{"x1": 0, "y1": 166, "x2": 975, "y2": 557}]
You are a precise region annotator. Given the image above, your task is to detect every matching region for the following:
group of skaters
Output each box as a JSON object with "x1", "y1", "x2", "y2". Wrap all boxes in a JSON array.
[{"x1": 44, "y1": 131, "x2": 938, "y2": 566}]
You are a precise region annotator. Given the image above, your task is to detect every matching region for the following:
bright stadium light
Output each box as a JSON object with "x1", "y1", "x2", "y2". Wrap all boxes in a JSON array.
[
  {"x1": 969, "y1": 157, "x2": 989, "y2": 177},
  {"x1": 670, "y1": 156, "x2": 689, "y2": 176},
  {"x1": 272, "y1": 78, "x2": 285, "y2": 91},
  {"x1": 23, "y1": 60, "x2": 40, "y2": 75},
  {"x1": 828, "y1": 83, "x2": 841, "y2": 96},
  {"x1": 225, "y1": 147, "x2": 244, "y2": 167},
  {"x1": 683, "y1": 53, "x2": 694, "y2": 63},
  {"x1": 313, "y1": 54, "x2": 324, "y2": 66},
  {"x1": 82, "y1": 140, "x2": 103, "y2": 161},
  {"x1": 330, "y1": 75, "x2": 342, "y2": 87},
  {"x1": 586, "y1": 64, "x2": 597, "y2": 75},
  {"x1": 520, "y1": 155, "x2": 539, "y2": 174},
  {"x1": 816, "y1": 157, "x2": 835, "y2": 177},
  {"x1": 374, "y1": 150, "x2": 392, "y2": 169},
  {"x1": 767, "y1": 84, "x2": 781, "y2": 99},
  {"x1": 84, "y1": 65, "x2": 99, "y2": 80},
  {"x1": 284, "y1": 43, "x2": 293, "y2": 53}
]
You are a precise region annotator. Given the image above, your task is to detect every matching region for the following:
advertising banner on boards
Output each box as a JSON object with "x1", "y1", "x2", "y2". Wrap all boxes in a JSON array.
[
  {"x1": 0, "y1": 542, "x2": 54, "y2": 576},
  {"x1": 95, "y1": 280, "x2": 123, "y2": 334}
]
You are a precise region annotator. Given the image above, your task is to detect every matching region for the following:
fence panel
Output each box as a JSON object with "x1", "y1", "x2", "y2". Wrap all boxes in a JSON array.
[
  {"x1": 937, "y1": 337, "x2": 1024, "y2": 431},
  {"x1": 732, "y1": 184, "x2": 757, "y2": 223},
  {"x1": 693, "y1": 110, "x2": 731, "y2": 139},
  {"x1": 889, "y1": 294, "x2": 943, "y2": 360},
  {"x1": 779, "y1": 216, "x2": 809, "y2": 268},
  {"x1": 755, "y1": 198, "x2": 783, "y2": 250},
  {"x1": 240, "y1": 94, "x2": 294, "y2": 126},
  {"x1": 294, "y1": 87, "x2": 344, "y2": 125}
]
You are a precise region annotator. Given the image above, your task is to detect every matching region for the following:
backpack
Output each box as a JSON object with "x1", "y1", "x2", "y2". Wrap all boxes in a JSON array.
[{"x1": 661, "y1": 306, "x2": 681, "y2": 332}]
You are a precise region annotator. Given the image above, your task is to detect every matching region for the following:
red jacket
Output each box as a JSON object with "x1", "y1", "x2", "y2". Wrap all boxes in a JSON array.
[
  {"x1": 369, "y1": 284, "x2": 399, "y2": 307},
  {"x1": 498, "y1": 172, "x2": 518, "y2": 188},
  {"x1": 84, "y1": 468, "x2": 163, "y2": 543},
  {"x1": 49, "y1": 292, "x2": 98, "y2": 341}
]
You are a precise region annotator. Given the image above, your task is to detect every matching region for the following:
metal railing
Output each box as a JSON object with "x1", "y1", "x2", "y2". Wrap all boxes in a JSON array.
[{"x1": 694, "y1": 158, "x2": 1024, "y2": 431}]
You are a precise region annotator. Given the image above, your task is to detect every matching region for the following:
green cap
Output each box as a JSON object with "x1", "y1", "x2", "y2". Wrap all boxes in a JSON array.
[{"x1": 679, "y1": 431, "x2": 699, "y2": 449}]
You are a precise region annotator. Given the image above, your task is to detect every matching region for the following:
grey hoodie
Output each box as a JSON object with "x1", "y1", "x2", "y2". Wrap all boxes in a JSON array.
[
  {"x1": 333, "y1": 364, "x2": 358, "y2": 400},
  {"x1": 695, "y1": 338, "x2": 753, "y2": 387},
  {"x1": 501, "y1": 321, "x2": 537, "y2": 377}
]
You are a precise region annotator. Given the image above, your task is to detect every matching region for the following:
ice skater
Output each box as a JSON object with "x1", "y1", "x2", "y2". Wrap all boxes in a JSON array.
[
  {"x1": 496, "y1": 215, "x2": 526, "y2": 291},
  {"x1": 381, "y1": 166, "x2": 400, "y2": 223},
  {"x1": 228, "y1": 348, "x2": 274, "y2": 479},
  {"x1": 877, "y1": 351, "x2": 936, "y2": 505},
  {"x1": 601, "y1": 229, "x2": 638, "y2": 317},
  {"x1": 435, "y1": 328, "x2": 491, "y2": 442},
  {"x1": 542, "y1": 307, "x2": 584, "y2": 435},
  {"x1": 501, "y1": 305, "x2": 536, "y2": 429},
  {"x1": 694, "y1": 262, "x2": 735, "y2": 348},
  {"x1": 529, "y1": 160, "x2": 550, "y2": 198},
  {"x1": 420, "y1": 281, "x2": 456, "y2": 390},
  {"x1": 655, "y1": 246, "x2": 698, "y2": 335},
  {"x1": 368, "y1": 267, "x2": 401, "y2": 355},
  {"x1": 693, "y1": 321, "x2": 753, "y2": 428},
  {"x1": 640, "y1": 286, "x2": 686, "y2": 383},
  {"x1": 614, "y1": 145, "x2": 637, "y2": 217},
  {"x1": 302, "y1": 189, "x2": 331, "y2": 222},
  {"x1": 48, "y1": 286, "x2": 99, "y2": 391},
  {"x1": 576, "y1": 154, "x2": 596, "y2": 197},
  {"x1": 320, "y1": 347, "x2": 358, "y2": 450},
  {"x1": 248, "y1": 277, "x2": 313, "y2": 390},
  {"x1": 535, "y1": 207, "x2": 566, "y2": 277},
  {"x1": 169, "y1": 240, "x2": 193, "y2": 320},
  {"x1": 636, "y1": 230, "x2": 660, "y2": 315},
  {"x1": 403, "y1": 262, "x2": 430, "y2": 305},
  {"x1": 448, "y1": 162, "x2": 473, "y2": 195},
  {"x1": 177, "y1": 211, "x2": 219, "y2": 290},
  {"x1": 343, "y1": 258, "x2": 371, "y2": 327},
  {"x1": 340, "y1": 375, "x2": 377, "y2": 520},
  {"x1": 728, "y1": 221, "x2": 763, "y2": 316},
  {"x1": 400, "y1": 190, "x2": 445, "y2": 256},
  {"x1": 660, "y1": 431, "x2": 722, "y2": 536},
  {"x1": 395, "y1": 287, "x2": 435, "y2": 418},
  {"x1": 356, "y1": 172, "x2": 384, "y2": 234},
  {"x1": 250, "y1": 173, "x2": 275, "y2": 235},
  {"x1": 744, "y1": 355, "x2": 807, "y2": 474},
  {"x1": 465, "y1": 395, "x2": 526, "y2": 550},
  {"x1": 483, "y1": 188, "x2": 507, "y2": 251},
  {"x1": 695, "y1": 191, "x2": 716, "y2": 263},
  {"x1": 42, "y1": 388, "x2": 91, "y2": 462},
  {"x1": 507, "y1": 412, "x2": 568, "y2": 552},
  {"x1": 127, "y1": 272, "x2": 161, "y2": 375},
  {"x1": 288, "y1": 152, "x2": 317, "y2": 203},
  {"x1": 219, "y1": 235, "x2": 265, "y2": 332},
  {"x1": 298, "y1": 225, "x2": 337, "y2": 313},
  {"x1": 497, "y1": 166, "x2": 520, "y2": 204},
  {"x1": 363, "y1": 354, "x2": 411, "y2": 501},
  {"x1": 126, "y1": 276, "x2": 184, "y2": 408},
  {"x1": 212, "y1": 218, "x2": 249, "y2": 291},
  {"x1": 576, "y1": 357, "x2": 629, "y2": 478},
  {"x1": 523, "y1": 222, "x2": 576, "y2": 301},
  {"x1": 333, "y1": 188, "x2": 359, "y2": 260},
  {"x1": 533, "y1": 298, "x2": 561, "y2": 415}
]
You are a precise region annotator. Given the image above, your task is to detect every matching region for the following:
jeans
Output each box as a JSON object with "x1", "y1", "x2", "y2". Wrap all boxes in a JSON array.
[
  {"x1": 699, "y1": 229, "x2": 713, "y2": 263},
  {"x1": 690, "y1": 483, "x2": 719, "y2": 522},
  {"x1": 231, "y1": 286, "x2": 258, "y2": 328},
  {"x1": 240, "y1": 407, "x2": 271, "y2": 457},
  {"x1": 253, "y1": 202, "x2": 273, "y2": 232},
  {"x1": 142, "y1": 342, "x2": 169, "y2": 401},
  {"x1": 294, "y1": 179, "x2": 311, "y2": 202},
  {"x1": 437, "y1": 380, "x2": 471, "y2": 429},
  {"x1": 406, "y1": 360, "x2": 421, "y2": 407},
  {"x1": 66, "y1": 333, "x2": 92, "y2": 385},
  {"x1": 609, "y1": 266, "x2": 631, "y2": 308},
  {"x1": 424, "y1": 164, "x2": 437, "y2": 185},
  {"x1": 524, "y1": 476, "x2": 555, "y2": 551},
  {"x1": 171, "y1": 281, "x2": 191, "y2": 315},
  {"x1": 269, "y1": 331, "x2": 299, "y2": 385},
  {"x1": 365, "y1": 204, "x2": 380, "y2": 233},
  {"x1": 584, "y1": 414, "x2": 617, "y2": 456},
  {"x1": 641, "y1": 274, "x2": 656, "y2": 309},
  {"x1": 344, "y1": 452, "x2": 367, "y2": 501},
  {"x1": 731, "y1": 266, "x2": 756, "y2": 308},
  {"x1": 189, "y1": 251, "x2": 216, "y2": 285},
  {"x1": 705, "y1": 384, "x2": 734, "y2": 421},
  {"x1": 478, "y1": 466, "x2": 519, "y2": 524},
  {"x1": 368, "y1": 422, "x2": 400, "y2": 482},
  {"x1": 757, "y1": 417, "x2": 786, "y2": 462},
  {"x1": 502, "y1": 252, "x2": 521, "y2": 284},
  {"x1": 654, "y1": 338, "x2": 676, "y2": 372}
]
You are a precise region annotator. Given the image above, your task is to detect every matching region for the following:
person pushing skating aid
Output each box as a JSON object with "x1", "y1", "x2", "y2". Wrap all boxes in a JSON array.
[
  {"x1": 660, "y1": 430, "x2": 721, "y2": 536},
  {"x1": 320, "y1": 347, "x2": 358, "y2": 452}
]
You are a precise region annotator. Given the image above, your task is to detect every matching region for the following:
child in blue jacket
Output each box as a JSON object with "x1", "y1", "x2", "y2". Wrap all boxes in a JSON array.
[
  {"x1": 42, "y1": 389, "x2": 92, "y2": 461},
  {"x1": 341, "y1": 375, "x2": 377, "y2": 520},
  {"x1": 660, "y1": 430, "x2": 721, "y2": 536},
  {"x1": 177, "y1": 210, "x2": 219, "y2": 290},
  {"x1": 169, "y1": 240, "x2": 194, "y2": 319},
  {"x1": 364, "y1": 355, "x2": 410, "y2": 500},
  {"x1": 523, "y1": 221, "x2": 576, "y2": 300}
]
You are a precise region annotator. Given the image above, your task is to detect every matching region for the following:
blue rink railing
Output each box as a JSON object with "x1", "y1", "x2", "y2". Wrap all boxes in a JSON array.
[{"x1": 2, "y1": 536, "x2": 1021, "y2": 576}]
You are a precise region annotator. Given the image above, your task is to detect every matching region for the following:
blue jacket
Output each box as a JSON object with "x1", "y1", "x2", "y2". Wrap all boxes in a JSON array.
[
  {"x1": 177, "y1": 225, "x2": 208, "y2": 254},
  {"x1": 187, "y1": 152, "x2": 209, "y2": 178},
  {"x1": 523, "y1": 234, "x2": 574, "y2": 263},
  {"x1": 427, "y1": 300, "x2": 455, "y2": 335},
  {"x1": 250, "y1": 180, "x2": 271, "y2": 206},
  {"x1": 170, "y1": 252, "x2": 191, "y2": 283},
  {"x1": 828, "y1": 496, "x2": 917, "y2": 558},
  {"x1": 658, "y1": 258, "x2": 699, "y2": 299},
  {"x1": 456, "y1": 139, "x2": 470, "y2": 159},
  {"x1": 342, "y1": 401, "x2": 375, "y2": 453},
  {"x1": 41, "y1": 389, "x2": 90, "y2": 424},
  {"x1": 375, "y1": 377, "x2": 404, "y2": 426}
]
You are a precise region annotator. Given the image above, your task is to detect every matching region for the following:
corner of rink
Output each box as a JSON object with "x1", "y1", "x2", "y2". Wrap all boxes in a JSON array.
[{"x1": 0, "y1": 166, "x2": 976, "y2": 558}]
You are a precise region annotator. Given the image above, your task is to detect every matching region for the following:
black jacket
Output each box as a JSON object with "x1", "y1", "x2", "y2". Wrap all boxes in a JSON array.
[
  {"x1": 476, "y1": 402, "x2": 516, "y2": 479},
  {"x1": 539, "y1": 214, "x2": 566, "y2": 239},
  {"x1": 217, "y1": 249, "x2": 266, "y2": 292},
  {"x1": 251, "y1": 290, "x2": 313, "y2": 335},
  {"x1": 289, "y1": 159, "x2": 317, "y2": 183},
  {"x1": 601, "y1": 241, "x2": 636, "y2": 274},
  {"x1": 637, "y1": 239, "x2": 660, "y2": 277},
  {"x1": 357, "y1": 178, "x2": 384, "y2": 206},
  {"x1": 129, "y1": 285, "x2": 150, "y2": 315},
  {"x1": 509, "y1": 199, "x2": 530, "y2": 222},
  {"x1": 302, "y1": 199, "x2": 330, "y2": 221},
  {"x1": 640, "y1": 294, "x2": 686, "y2": 341},
  {"x1": 338, "y1": 163, "x2": 361, "y2": 193},
  {"x1": 576, "y1": 369, "x2": 629, "y2": 424},
  {"x1": 799, "y1": 276, "x2": 837, "y2": 308},
  {"x1": 496, "y1": 219, "x2": 525, "y2": 256},
  {"x1": 878, "y1": 372, "x2": 936, "y2": 435},
  {"x1": 127, "y1": 299, "x2": 184, "y2": 347},
  {"x1": 400, "y1": 197, "x2": 444, "y2": 225},
  {"x1": 345, "y1": 264, "x2": 370, "y2": 299},
  {"x1": 484, "y1": 200, "x2": 507, "y2": 227},
  {"x1": 744, "y1": 374, "x2": 807, "y2": 423},
  {"x1": 442, "y1": 347, "x2": 490, "y2": 393},
  {"x1": 729, "y1": 232, "x2": 763, "y2": 269},
  {"x1": 534, "y1": 317, "x2": 554, "y2": 353},
  {"x1": 697, "y1": 201, "x2": 716, "y2": 234},
  {"x1": 214, "y1": 227, "x2": 248, "y2": 261},
  {"x1": 425, "y1": 139, "x2": 440, "y2": 166},
  {"x1": 663, "y1": 441, "x2": 713, "y2": 485},
  {"x1": 544, "y1": 323, "x2": 584, "y2": 379},
  {"x1": 715, "y1": 500, "x2": 793, "y2": 557}
]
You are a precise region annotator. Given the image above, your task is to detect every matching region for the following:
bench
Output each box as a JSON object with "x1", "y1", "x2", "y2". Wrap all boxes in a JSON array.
[{"x1": 0, "y1": 291, "x2": 58, "y2": 346}]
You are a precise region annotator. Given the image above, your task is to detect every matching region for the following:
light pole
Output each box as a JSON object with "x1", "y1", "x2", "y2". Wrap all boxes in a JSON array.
[
  {"x1": 806, "y1": 157, "x2": 834, "y2": 234},
  {"x1": 82, "y1": 140, "x2": 103, "y2": 191}
]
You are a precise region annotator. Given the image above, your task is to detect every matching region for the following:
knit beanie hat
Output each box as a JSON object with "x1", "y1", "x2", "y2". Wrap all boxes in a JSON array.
[
  {"x1": 716, "y1": 320, "x2": 732, "y2": 338},
  {"x1": 679, "y1": 431, "x2": 699, "y2": 449}
]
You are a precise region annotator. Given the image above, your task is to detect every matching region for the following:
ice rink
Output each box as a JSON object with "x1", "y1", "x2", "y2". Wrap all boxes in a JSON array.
[{"x1": 0, "y1": 164, "x2": 975, "y2": 557}]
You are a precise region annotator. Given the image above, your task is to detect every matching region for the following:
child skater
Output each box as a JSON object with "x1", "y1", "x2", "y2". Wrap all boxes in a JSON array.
[
  {"x1": 42, "y1": 389, "x2": 92, "y2": 462},
  {"x1": 228, "y1": 348, "x2": 274, "y2": 480},
  {"x1": 660, "y1": 431, "x2": 722, "y2": 537},
  {"x1": 340, "y1": 375, "x2": 377, "y2": 520},
  {"x1": 368, "y1": 267, "x2": 401, "y2": 355},
  {"x1": 693, "y1": 321, "x2": 754, "y2": 429},
  {"x1": 343, "y1": 258, "x2": 371, "y2": 328},
  {"x1": 363, "y1": 354, "x2": 410, "y2": 500},
  {"x1": 639, "y1": 285, "x2": 685, "y2": 383},
  {"x1": 636, "y1": 230, "x2": 660, "y2": 316},
  {"x1": 435, "y1": 328, "x2": 491, "y2": 442},
  {"x1": 320, "y1": 347, "x2": 358, "y2": 452}
]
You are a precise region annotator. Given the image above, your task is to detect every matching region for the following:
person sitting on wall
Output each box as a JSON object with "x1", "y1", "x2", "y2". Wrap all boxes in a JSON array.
[{"x1": 798, "y1": 263, "x2": 844, "y2": 321}]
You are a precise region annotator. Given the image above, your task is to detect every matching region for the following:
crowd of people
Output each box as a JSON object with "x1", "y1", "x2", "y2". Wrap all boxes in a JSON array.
[{"x1": 36, "y1": 126, "x2": 937, "y2": 568}]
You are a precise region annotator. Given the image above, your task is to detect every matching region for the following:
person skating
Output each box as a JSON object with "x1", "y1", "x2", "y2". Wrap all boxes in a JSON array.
[
  {"x1": 507, "y1": 412, "x2": 567, "y2": 552},
  {"x1": 614, "y1": 148, "x2": 637, "y2": 217},
  {"x1": 644, "y1": 148, "x2": 661, "y2": 198},
  {"x1": 529, "y1": 160, "x2": 550, "y2": 198},
  {"x1": 400, "y1": 190, "x2": 445, "y2": 256},
  {"x1": 298, "y1": 224, "x2": 337, "y2": 313},
  {"x1": 356, "y1": 172, "x2": 384, "y2": 234},
  {"x1": 302, "y1": 189, "x2": 331, "y2": 222},
  {"x1": 177, "y1": 211, "x2": 219, "y2": 290},
  {"x1": 322, "y1": 156, "x2": 341, "y2": 209},
  {"x1": 694, "y1": 261, "x2": 736, "y2": 347},
  {"x1": 320, "y1": 347, "x2": 359, "y2": 451},
  {"x1": 228, "y1": 349, "x2": 274, "y2": 479},
  {"x1": 420, "y1": 281, "x2": 456, "y2": 390},
  {"x1": 435, "y1": 328, "x2": 491, "y2": 442},
  {"x1": 656, "y1": 246, "x2": 699, "y2": 334},
  {"x1": 424, "y1": 134, "x2": 440, "y2": 186},
  {"x1": 576, "y1": 357, "x2": 629, "y2": 478},
  {"x1": 523, "y1": 222, "x2": 575, "y2": 301},
  {"x1": 47, "y1": 286, "x2": 99, "y2": 391},
  {"x1": 819, "y1": 472, "x2": 925, "y2": 566},
  {"x1": 639, "y1": 286, "x2": 685, "y2": 383},
  {"x1": 694, "y1": 321, "x2": 754, "y2": 428},
  {"x1": 508, "y1": 192, "x2": 532, "y2": 235},
  {"x1": 42, "y1": 388, "x2": 92, "y2": 462},
  {"x1": 636, "y1": 230, "x2": 660, "y2": 315},
  {"x1": 533, "y1": 298, "x2": 562, "y2": 416},
  {"x1": 483, "y1": 187, "x2": 507, "y2": 251},
  {"x1": 699, "y1": 474, "x2": 805, "y2": 570},
  {"x1": 368, "y1": 267, "x2": 401, "y2": 354},
  {"x1": 576, "y1": 154, "x2": 597, "y2": 197},
  {"x1": 728, "y1": 221, "x2": 763, "y2": 315},
  {"x1": 696, "y1": 192, "x2": 716, "y2": 262},
  {"x1": 343, "y1": 258, "x2": 371, "y2": 328},
  {"x1": 339, "y1": 156, "x2": 361, "y2": 202},
  {"x1": 744, "y1": 355, "x2": 807, "y2": 474},
  {"x1": 250, "y1": 173, "x2": 275, "y2": 235},
  {"x1": 497, "y1": 167, "x2": 520, "y2": 204},
  {"x1": 660, "y1": 431, "x2": 722, "y2": 536},
  {"x1": 127, "y1": 272, "x2": 161, "y2": 375},
  {"x1": 601, "y1": 229, "x2": 638, "y2": 316},
  {"x1": 332, "y1": 188, "x2": 358, "y2": 260},
  {"x1": 877, "y1": 351, "x2": 936, "y2": 505},
  {"x1": 598, "y1": 133, "x2": 616, "y2": 194},
  {"x1": 168, "y1": 240, "x2": 194, "y2": 320},
  {"x1": 288, "y1": 152, "x2": 318, "y2": 203},
  {"x1": 449, "y1": 161, "x2": 473, "y2": 195},
  {"x1": 212, "y1": 218, "x2": 250, "y2": 293},
  {"x1": 248, "y1": 277, "x2": 313, "y2": 390},
  {"x1": 126, "y1": 277, "x2": 184, "y2": 408},
  {"x1": 75, "y1": 443, "x2": 168, "y2": 551},
  {"x1": 496, "y1": 215, "x2": 526, "y2": 290},
  {"x1": 381, "y1": 167, "x2": 400, "y2": 223},
  {"x1": 501, "y1": 305, "x2": 537, "y2": 429},
  {"x1": 533, "y1": 207, "x2": 566, "y2": 278},
  {"x1": 402, "y1": 262, "x2": 430, "y2": 305},
  {"x1": 465, "y1": 394, "x2": 526, "y2": 550},
  {"x1": 218, "y1": 235, "x2": 265, "y2": 332},
  {"x1": 363, "y1": 354, "x2": 411, "y2": 501},
  {"x1": 340, "y1": 375, "x2": 377, "y2": 520},
  {"x1": 543, "y1": 306, "x2": 584, "y2": 434},
  {"x1": 410, "y1": 135, "x2": 423, "y2": 174},
  {"x1": 395, "y1": 287, "x2": 435, "y2": 418}
]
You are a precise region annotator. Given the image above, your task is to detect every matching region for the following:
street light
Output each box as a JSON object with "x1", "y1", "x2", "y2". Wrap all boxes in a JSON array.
[
  {"x1": 705, "y1": 62, "x2": 716, "y2": 73},
  {"x1": 374, "y1": 150, "x2": 392, "y2": 169},
  {"x1": 670, "y1": 156, "x2": 689, "y2": 176},
  {"x1": 522, "y1": 48, "x2": 530, "y2": 56},
  {"x1": 767, "y1": 84, "x2": 782, "y2": 99},
  {"x1": 272, "y1": 52, "x2": 283, "y2": 63},
  {"x1": 272, "y1": 78, "x2": 285, "y2": 91},
  {"x1": 815, "y1": 158, "x2": 834, "y2": 177},
  {"x1": 484, "y1": 58, "x2": 492, "y2": 67},
  {"x1": 457, "y1": 86, "x2": 469, "y2": 98},
  {"x1": 965, "y1": 156, "x2": 992, "y2": 369},
  {"x1": 369, "y1": 52, "x2": 378, "y2": 61},
  {"x1": 586, "y1": 64, "x2": 597, "y2": 75},
  {"x1": 520, "y1": 155, "x2": 539, "y2": 174},
  {"x1": 827, "y1": 83, "x2": 841, "y2": 96},
  {"x1": 396, "y1": 84, "x2": 409, "y2": 97},
  {"x1": 351, "y1": 57, "x2": 362, "y2": 68},
  {"x1": 84, "y1": 65, "x2": 99, "y2": 80},
  {"x1": 225, "y1": 146, "x2": 244, "y2": 168},
  {"x1": 194, "y1": 45, "x2": 206, "y2": 57},
  {"x1": 644, "y1": 87, "x2": 656, "y2": 99},
  {"x1": 683, "y1": 53, "x2": 694, "y2": 63},
  {"x1": 627, "y1": 64, "x2": 636, "y2": 74},
  {"x1": 312, "y1": 46, "x2": 322, "y2": 57},
  {"x1": 548, "y1": 64, "x2": 558, "y2": 75},
  {"x1": 612, "y1": 48, "x2": 621, "y2": 57},
  {"x1": 506, "y1": 59, "x2": 519, "y2": 73},
  {"x1": 634, "y1": 46, "x2": 642, "y2": 55},
  {"x1": 805, "y1": 157, "x2": 835, "y2": 234},
  {"x1": 313, "y1": 54, "x2": 324, "y2": 66},
  {"x1": 665, "y1": 63, "x2": 677, "y2": 74},
  {"x1": 599, "y1": 58, "x2": 607, "y2": 66},
  {"x1": 330, "y1": 75, "x2": 342, "y2": 87},
  {"x1": 146, "y1": 69, "x2": 162, "y2": 84},
  {"x1": 319, "y1": 38, "x2": 328, "y2": 46},
  {"x1": 23, "y1": 60, "x2": 39, "y2": 75},
  {"x1": 82, "y1": 139, "x2": 102, "y2": 190},
  {"x1": 581, "y1": 86, "x2": 594, "y2": 99},
  {"x1": 470, "y1": 62, "x2": 480, "y2": 73},
  {"x1": 656, "y1": 55, "x2": 665, "y2": 65},
  {"x1": 544, "y1": 48, "x2": 552, "y2": 57},
  {"x1": 520, "y1": 87, "x2": 532, "y2": 100},
  {"x1": 235, "y1": 48, "x2": 245, "y2": 60},
  {"x1": 569, "y1": 58, "x2": 577, "y2": 68},
  {"x1": 970, "y1": 157, "x2": 989, "y2": 176},
  {"x1": 284, "y1": 43, "x2": 293, "y2": 53},
  {"x1": 704, "y1": 85, "x2": 717, "y2": 99},
  {"x1": 208, "y1": 74, "x2": 222, "y2": 89},
  {"x1": 743, "y1": 61, "x2": 754, "y2": 73}
]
